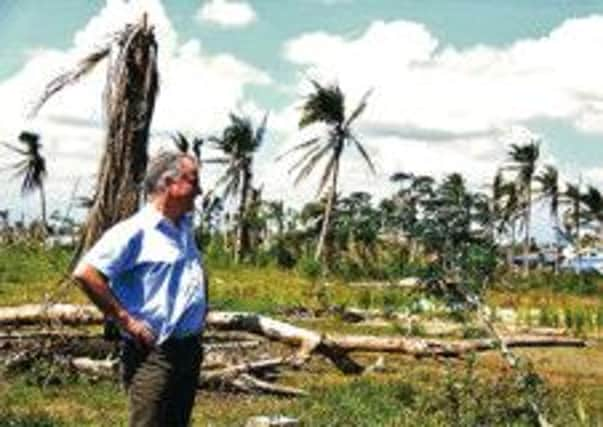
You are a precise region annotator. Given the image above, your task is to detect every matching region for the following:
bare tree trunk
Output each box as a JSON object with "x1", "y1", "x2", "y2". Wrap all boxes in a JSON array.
[
  {"x1": 523, "y1": 188, "x2": 531, "y2": 276},
  {"x1": 235, "y1": 161, "x2": 252, "y2": 263},
  {"x1": 39, "y1": 181, "x2": 48, "y2": 234},
  {"x1": 315, "y1": 157, "x2": 339, "y2": 261},
  {"x1": 575, "y1": 201, "x2": 581, "y2": 270},
  {"x1": 553, "y1": 213, "x2": 560, "y2": 274},
  {"x1": 78, "y1": 17, "x2": 158, "y2": 256},
  {"x1": 506, "y1": 222, "x2": 514, "y2": 270}
]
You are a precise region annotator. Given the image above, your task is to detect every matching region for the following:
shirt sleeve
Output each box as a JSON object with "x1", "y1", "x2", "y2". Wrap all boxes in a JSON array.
[{"x1": 80, "y1": 223, "x2": 142, "y2": 282}]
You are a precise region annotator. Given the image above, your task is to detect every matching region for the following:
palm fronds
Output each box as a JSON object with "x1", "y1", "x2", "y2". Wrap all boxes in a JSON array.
[{"x1": 30, "y1": 46, "x2": 111, "y2": 118}]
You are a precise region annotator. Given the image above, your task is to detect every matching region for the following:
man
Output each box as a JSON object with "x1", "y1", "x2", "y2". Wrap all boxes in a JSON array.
[{"x1": 73, "y1": 151, "x2": 207, "y2": 427}]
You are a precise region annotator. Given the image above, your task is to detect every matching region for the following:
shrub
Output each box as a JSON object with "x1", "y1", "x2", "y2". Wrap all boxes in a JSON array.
[
  {"x1": 204, "y1": 236, "x2": 232, "y2": 268},
  {"x1": 296, "y1": 255, "x2": 322, "y2": 281}
]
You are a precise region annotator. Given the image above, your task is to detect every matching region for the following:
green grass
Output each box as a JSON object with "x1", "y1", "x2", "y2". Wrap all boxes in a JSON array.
[
  {"x1": 3, "y1": 347, "x2": 603, "y2": 426},
  {"x1": 2, "y1": 244, "x2": 603, "y2": 425},
  {"x1": 496, "y1": 270, "x2": 603, "y2": 296},
  {"x1": 0, "y1": 377, "x2": 126, "y2": 427}
]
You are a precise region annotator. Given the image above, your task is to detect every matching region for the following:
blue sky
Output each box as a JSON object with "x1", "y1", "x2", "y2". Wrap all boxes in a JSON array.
[{"x1": 1, "y1": 0, "x2": 603, "y2": 241}]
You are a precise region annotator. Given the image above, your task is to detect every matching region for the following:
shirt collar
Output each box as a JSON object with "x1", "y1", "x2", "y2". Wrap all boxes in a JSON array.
[{"x1": 140, "y1": 204, "x2": 193, "y2": 230}]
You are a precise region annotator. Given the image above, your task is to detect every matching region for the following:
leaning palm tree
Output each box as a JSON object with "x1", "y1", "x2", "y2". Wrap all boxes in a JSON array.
[
  {"x1": 2, "y1": 131, "x2": 48, "y2": 233},
  {"x1": 506, "y1": 140, "x2": 540, "y2": 275},
  {"x1": 535, "y1": 165, "x2": 560, "y2": 272},
  {"x1": 280, "y1": 81, "x2": 375, "y2": 261},
  {"x1": 32, "y1": 14, "x2": 158, "y2": 257},
  {"x1": 208, "y1": 112, "x2": 268, "y2": 262}
]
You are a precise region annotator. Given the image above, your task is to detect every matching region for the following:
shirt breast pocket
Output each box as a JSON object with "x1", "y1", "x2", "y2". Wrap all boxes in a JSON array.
[{"x1": 138, "y1": 233, "x2": 183, "y2": 265}]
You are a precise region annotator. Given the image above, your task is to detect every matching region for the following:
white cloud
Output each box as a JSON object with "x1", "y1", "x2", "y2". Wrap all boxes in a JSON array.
[
  {"x1": 196, "y1": 0, "x2": 257, "y2": 28},
  {"x1": 0, "y1": 0, "x2": 270, "y2": 222},
  {"x1": 283, "y1": 16, "x2": 603, "y2": 139}
]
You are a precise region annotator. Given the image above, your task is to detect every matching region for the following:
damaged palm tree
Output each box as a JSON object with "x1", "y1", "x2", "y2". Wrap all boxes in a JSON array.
[{"x1": 32, "y1": 14, "x2": 159, "y2": 256}]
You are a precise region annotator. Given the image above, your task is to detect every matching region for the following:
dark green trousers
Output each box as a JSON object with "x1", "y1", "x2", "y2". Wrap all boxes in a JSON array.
[{"x1": 120, "y1": 336, "x2": 203, "y2": 427}]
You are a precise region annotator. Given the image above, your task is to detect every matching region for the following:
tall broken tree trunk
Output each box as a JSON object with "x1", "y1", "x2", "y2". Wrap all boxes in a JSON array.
[
  {"x1": 33, "y1": 14, "x2": 159, "y2": 256},
  {"x1": 81, "y1": 17, "x2": 158, "y2": 253}
]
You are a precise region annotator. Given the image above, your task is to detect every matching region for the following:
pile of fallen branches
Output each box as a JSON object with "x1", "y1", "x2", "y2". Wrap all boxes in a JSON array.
[{"x1": 0, "y1": 303, "x2": 587, "y2": 397}]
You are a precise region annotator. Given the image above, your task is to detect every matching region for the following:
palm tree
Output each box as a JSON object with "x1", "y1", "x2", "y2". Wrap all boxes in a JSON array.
[
  {"x1": 535, "y1": 165, "x2": 560, "y2": 272},
  {"x1": 506, "y1": 140, "x2": 540, "y2": 275},
  {"x1": 2, "y1": 131, "x2": 48, "y2": 232},
  {"x1": 208, "y1": 112, "x2": 268, "y2": 262},
  {"x1": 496, "y1": 178, "x2": 522, "y2": 268},
  {"x1": 172, "y1": 132, "x2": 204, "y2": 162},
  {"x1": 279, "y1": 81, "x2": 375, "y2": 261}
]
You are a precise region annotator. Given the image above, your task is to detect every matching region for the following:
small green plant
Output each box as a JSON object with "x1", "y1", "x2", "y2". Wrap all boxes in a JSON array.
[
  {"x1": 572, "y1": 307, "x2": 591, "y2": 336},
  {"x1": 539, "y1": 306, "x2": 556, "y2": 328},
  {"x1": 358, "y1": 289, "x2": 373, "y2": 310},
  {"x1": 204, "y1": 236, "x2": 233, "y2": 268},
  {"x1": 296, "y1": 254, "x2": 322, "y2": 281},
  {"x1": 596, "y1": 306, "x2": 603, "y2": 333},
  {"x1": 462, "y1": 325, "x2": 489, "y2": 339},
  {"x1": 564, "y1": 307, "x2": 574, "y2": 330}
]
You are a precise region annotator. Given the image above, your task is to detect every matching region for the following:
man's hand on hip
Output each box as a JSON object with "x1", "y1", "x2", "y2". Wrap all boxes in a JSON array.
[
  {"x1": 72, "y1": 264, "x2": 156, "y2": 349},
  {"x1": 120, "y1": 314, "x2": 156, "y2": 349}
]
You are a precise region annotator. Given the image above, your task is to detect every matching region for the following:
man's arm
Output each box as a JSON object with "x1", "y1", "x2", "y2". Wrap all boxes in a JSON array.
[{"x1": 73, "y1": 264, "x2": 155, "y2": 348}]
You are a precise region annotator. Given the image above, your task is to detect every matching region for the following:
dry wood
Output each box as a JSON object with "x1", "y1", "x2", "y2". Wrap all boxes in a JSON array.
[
  {"x1": 206, "y1": 311, "x2": 322, "y2": 363},
  {"x1": 0, "y1": 330, "x2": 95, "y2": 340},
  {"x1": 0, "y1": 304, "x2": 587, "y2": 371},
  {"x1": 204, "y1": 340, "x2": 262, "y2": 352},
  {"x1": 325, "y1": 334, "x2": 585, "y2": 356},
  {"x1": 0, "y1": 304, "x2": 103, "y2": 326},
  {"x1": 230, "y1": 374, "x2": 308, "y2": 397},
  {"x1": 64, "y1": 355, "x2": 304, "y2": 396},
  {"x1": 201, "y1": 357, "x2": 289, "y2": 382},
  {"x1": 70, "y1": 357, "x2": 117, "y2": 378}
]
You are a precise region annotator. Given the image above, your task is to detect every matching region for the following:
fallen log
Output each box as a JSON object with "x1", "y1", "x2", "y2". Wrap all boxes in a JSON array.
[
  {"x1": 324, "y1": 334, "x2": 586, "y2": 357},
  {"x1": 0, "y1": 304, "x2": 102, "y2": 326},
  {"x1": 0, "y1": 304, "x2": 588, "y2": 371},
  {"x1": 206, "y1": 311, "x2": 586, "y2": 368}
]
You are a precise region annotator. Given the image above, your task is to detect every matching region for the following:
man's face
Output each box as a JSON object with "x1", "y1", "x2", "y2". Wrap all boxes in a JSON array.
[{"x1": 168, "y1": 157, "x2": 201, "y2": 213}]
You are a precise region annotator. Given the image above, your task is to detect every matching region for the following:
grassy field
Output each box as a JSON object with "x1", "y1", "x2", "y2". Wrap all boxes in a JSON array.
[{"x1": 1, "y1": 243, "x2": 603, "y2": 426}]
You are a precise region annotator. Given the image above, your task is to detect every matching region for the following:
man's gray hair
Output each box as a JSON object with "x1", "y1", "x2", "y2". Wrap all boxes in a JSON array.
[{"x1": 144, "y1": 151, "x2": 197, "y2": 197}]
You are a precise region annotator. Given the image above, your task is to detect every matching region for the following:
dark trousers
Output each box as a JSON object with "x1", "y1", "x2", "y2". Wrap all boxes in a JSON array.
[{"x1": 120, "y1": 336, "x2": 203, "y2": 427}]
